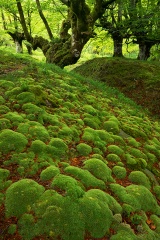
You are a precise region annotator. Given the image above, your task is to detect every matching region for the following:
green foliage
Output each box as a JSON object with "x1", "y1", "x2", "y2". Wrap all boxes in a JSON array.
[
  {"x1": 5, "y1": 179, "x2": 45, "y2": 218},
  {"x1": 0, "y1": 129, "x2": 28, "y2": 154}
]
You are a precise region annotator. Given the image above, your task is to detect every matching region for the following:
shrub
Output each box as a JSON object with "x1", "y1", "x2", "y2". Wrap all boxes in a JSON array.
[
  {"x1": 76, "y1": 143, "x2": 92, "y2": 156},
  {"x1": 112, "y1": 166, "x2": 127, "y2": 179},
  {"x1": 128, "y1": 171, "x2": 151, "y2": 189},
  {"x1": 5, "y1": 179, "x2": 45, "y2": 218},
  {"x1": 83, "y1": 158, "x2": 114, "y2": 182},
  {"x1": 0, "y1": 129, "x2": 28, "y2": 154},
  {"x1": 40, "y1": 166, "x2": 60, "y2": 181}
]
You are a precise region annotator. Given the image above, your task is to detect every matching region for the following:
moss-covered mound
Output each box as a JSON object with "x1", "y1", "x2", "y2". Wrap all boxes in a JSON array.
[
  {"x1": 0, "y1": 49, "x2": 160, "y2": 240},
  {"x1": 73, "y1": 57, "x2": 160, "y2": 116}
]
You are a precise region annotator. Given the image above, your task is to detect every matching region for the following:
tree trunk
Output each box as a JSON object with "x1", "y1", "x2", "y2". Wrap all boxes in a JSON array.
[
  {"x1": 137, "y1": 42, "x2": 153, "y2": 60},
  {"x1": 7, "y1": 32, "x2": 25, "y2": 53},
  {"x1": 113, "y1": 36, "x2": 123, "y2": 57},
  {"x1": 17, "y1": 0, "x2": 116, "y2": 67}
]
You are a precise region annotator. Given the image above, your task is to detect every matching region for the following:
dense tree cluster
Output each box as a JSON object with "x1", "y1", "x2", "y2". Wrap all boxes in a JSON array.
[{"x1": 0, "y1": 0, "x2": 160, "y2": 66}]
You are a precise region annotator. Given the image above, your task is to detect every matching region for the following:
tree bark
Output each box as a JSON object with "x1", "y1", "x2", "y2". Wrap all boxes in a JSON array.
[{"x1": 7, "y1": 32, "x2": 25, "y2": 53}]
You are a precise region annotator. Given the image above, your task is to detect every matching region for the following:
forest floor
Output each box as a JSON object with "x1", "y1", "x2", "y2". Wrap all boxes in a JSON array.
[{"x1": 0, "y1": 49, "x2": 160, "y2": 240}]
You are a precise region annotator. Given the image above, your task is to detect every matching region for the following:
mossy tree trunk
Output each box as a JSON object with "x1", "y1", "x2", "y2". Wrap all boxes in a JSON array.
[{"x1": 16, "y1": 0, "x2": 115, "y2": 68}]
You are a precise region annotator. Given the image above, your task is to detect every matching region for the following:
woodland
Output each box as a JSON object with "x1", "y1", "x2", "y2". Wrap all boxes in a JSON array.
[{"x1": 0, "y1": 1, "x2": 160, "y2": 240}]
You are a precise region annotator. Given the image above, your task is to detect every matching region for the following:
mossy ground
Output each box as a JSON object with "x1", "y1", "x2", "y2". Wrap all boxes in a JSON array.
[
  {"x1": 73, "y1": 57, "x2": 160, "y2": 117},
  {"x1": 0, "y1": 49, "x2": 160, "y2": 240}
]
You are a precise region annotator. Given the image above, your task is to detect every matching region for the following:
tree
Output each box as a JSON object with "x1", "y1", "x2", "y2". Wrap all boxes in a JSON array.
[
  {"x1": 15, "y1": 0, "x2": 115, "y2": 67},
  {"x1": 127, "y1": 0, "x2": 160, "y2": 60}
]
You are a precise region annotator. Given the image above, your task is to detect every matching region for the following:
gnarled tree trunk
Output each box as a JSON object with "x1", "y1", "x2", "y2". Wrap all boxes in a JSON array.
[{"x1": 16, "y1": 0, "x2": 115, "y2": 67}]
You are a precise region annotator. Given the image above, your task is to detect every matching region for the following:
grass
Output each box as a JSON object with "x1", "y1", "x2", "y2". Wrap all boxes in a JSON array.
[{"x1": 0, "y1": 47, "x2": 160, "y2": 240}]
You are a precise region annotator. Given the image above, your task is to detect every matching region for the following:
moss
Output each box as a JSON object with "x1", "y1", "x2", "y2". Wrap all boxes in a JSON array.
[
  {"x1": 91, "y1": 154, "x2": 104, "y2": 161},
  {"x1": 108, "y1": 145, "x2": 124, "y2": 156},
  {"x1": 0, "y1": 118, "x2": 12, "y2": 130},
  {"x1": 76, "y1": 143, "x2": 92, "y2": 156},
  {"x1": 79, "y1": 192, "x2": 113, "y2": 238},
  {"x1": 83, "y1": 104, "x2": 97, "y2": 116},
  {"x1": 0, "y1": 169, "x2": 10, "y2": 181},
  {"x1": 5, "y1": 179, "x2": 45, "y2": 218},
  {"x1": 127, "y1": 137, "x2": 141, "y2": 148},
  {"x1": 40, "y1": 166, "x2": 60, "y2": 181},
  {"x1": 64, "y1": 166, "x2": 106, "y2": 190},
  {"x1": 51, "y1": 174, "x2": 85, "y2": 199},
  {"x1": 112, "y1": 166, "x2": 127, "y2": 179},
  {"x1": 30, "y1": 140, "x2": 46, "y2": 155},
  {"x1": 83, "y1": 158, "x2": 114, "y2": 182},
  {"x1": 8, "y1": 224, "x2": 17, "y2": 235},
  {"x1": 4, "y1": 112, "x2": 24, "y2": 126},
  {"x1": 0, "y1": 105, "x2": 10, "y2": 114},
  {"x1": 122, "y1": 204, "x2": 135, "y2": 217},
  {"x1": 103, "y1": 120, "x2": 119, "y2": 134},
  {"x1": 47, "y1": 138, "x2": 68, "y2": 158},
  {"x1": 153, "y1": 186, "x2": 160, "y2": 200},
  {"x1": 5, "y1": 87, "x2": 22, "y2": 99},
  {"x1": 29, "y1": 125, "x2": 50, "y2": 142},
  {"x1": 110, "y1": 229, "x2": 137, "y2": 240},
  {"x1": 82, "y1": 127, "x2": 97, "y2": 142},
  {"x1": 129, "y1": 148, "x2": 147, "y2": 160},
  {"x1": 144, "y1": 144, "x2": 160, "y2": 158},
  {"x1": 58, "y1": 126, "x2": 73, "y2": 139},
  {"x1": 128, "y1": 171, "x2": 151, "y2": 189},
  {"x1": 107, "y1": 154, "x2": 121, "y2": 162},
  {"x1": 16, "y1": 91, "x2": 35, "y2": 104},
  {"x1": 125, "y1": 153, "x2": 137, "y2": 167},
  {"x1": 18, "y1": 214, "x2": 37, "y2": 240},
  {"x1": 84, "y1": 117, "x2": 99, "y2": 129},
  {"x1": 0, "y1": 129, "x2": 28, "y2": 154},
  {"x1": 0, "y1": 95, "x2": 5, "y2": 104}
]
